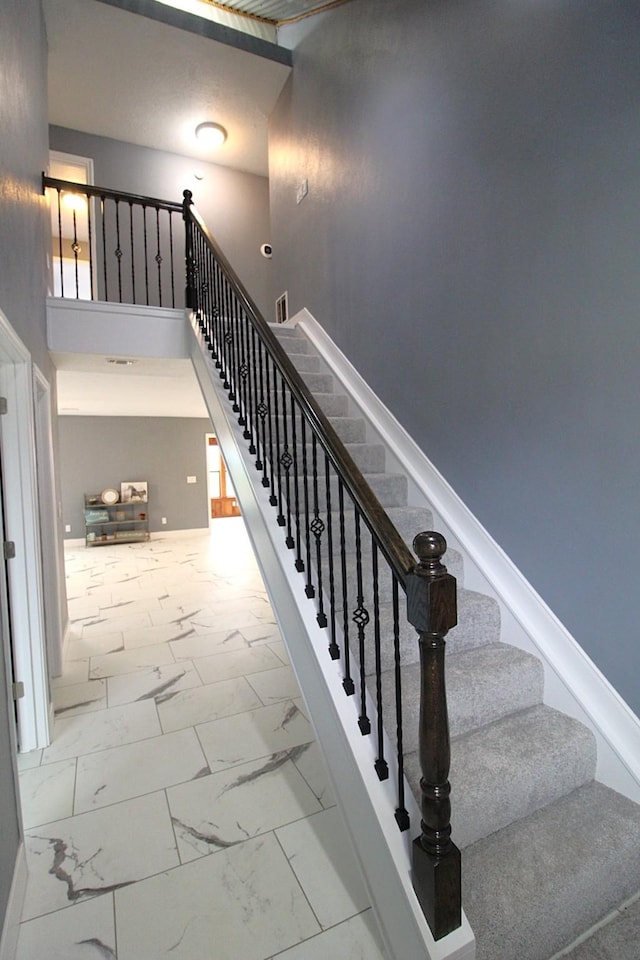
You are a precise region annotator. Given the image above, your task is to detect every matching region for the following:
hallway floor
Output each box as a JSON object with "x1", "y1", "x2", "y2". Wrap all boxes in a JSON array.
[{"x1": 15, "y1": 521, "x2": 388, "y2": 960}]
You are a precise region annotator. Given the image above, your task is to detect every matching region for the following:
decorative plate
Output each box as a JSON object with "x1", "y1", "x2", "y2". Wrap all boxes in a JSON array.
[{"x1": 101, "y1": 488, "x2": 119, "y2": 505}]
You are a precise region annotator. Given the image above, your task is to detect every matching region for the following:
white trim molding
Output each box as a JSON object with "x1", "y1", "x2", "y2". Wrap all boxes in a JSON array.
[{"x1": 289, "y1": 307, "x2": 640, "y2": 803}]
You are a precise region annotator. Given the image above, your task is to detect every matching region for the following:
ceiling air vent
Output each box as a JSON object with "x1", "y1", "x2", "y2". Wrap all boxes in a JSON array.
[{"x1": 275, "y1": 291, "x2": 288, "y2": 325}]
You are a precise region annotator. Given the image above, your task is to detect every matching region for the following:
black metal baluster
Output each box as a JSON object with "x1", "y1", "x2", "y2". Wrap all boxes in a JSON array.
[
  {"x1": 256, "y1": 335, "x2": 269, "y2": 481},
  {"x1": 169, "y1": 211, "x2": 176, "y2": 307},
  {"x1": 142, "y1": 204, "x2": 149, "y2": 305},
  {"x1": 251, "y1": 327, "x2": 263, "y2": 470},
  {"x1": 325, "y1": 453, "x2": 339, "y2": 658},
  {"x1": 245, "y1": 321, "x2": 258, "y2": 455},
  {"x1": 227, "y1": 284, "x2": 239, "y2": 407},
  {"x1": 371, "y1": 542, "x2": 388, "y2": 780},
  {"x1": 311, "y1": 435, "x2": 327, "y2": 626},
  {"x1": 280, "y1": 380, "x2": 294, "y2": 549},
  {"x1": 128, "y1": 201, "x2": 135, "y2": 304},
  {"x1": 338, "y1": 480, "x2": 355, "y2": 696},
  {"x1": 71, "y1": 205, "x2": 80, "y2": 298},
  {"x1": 299, "y1": 418, "x2": 312, "y2": 583},
  {"x1": 393, "y1": 575, "x2": 410, "y2": 831},
  {"x1": 272, "y1": 360, "x2": 285, "y2": 522},
  {"x1": 55, "y1": 188, "x2": 64, "y2": 297},
  {"x1": 101, "y1": 196, "x2": 108, "y2": 302},
  {"x1": 114, "y1": 198, "x2": 123, "y2": 302},
  {"x1": 211, "y1": 261, "x2": 222, "y2": 368},
  {"x1": 238, "y1": 310, "x2": 249, "y2": 430},
  {"x1": 155, "y1": 206, "x2": 163, "y2": 307},
  {"x1": 199, "y1": 233, "x2": 210, "y2": 340},
  {"x1": 87, "y1": 191, "x2": 94, "y2": 300},
  {"x1": 291, "y1": 408, "x2": 306, "y2": 572},
  {"x1": 204, "y1": 240, "x2": 215, "y2": 346},
  {"x1": 265, "y1": 352, "x2": 277, "y2": 505},
  {"x1": 353, "y1": 510, "x2": 371, "y2": 735}
]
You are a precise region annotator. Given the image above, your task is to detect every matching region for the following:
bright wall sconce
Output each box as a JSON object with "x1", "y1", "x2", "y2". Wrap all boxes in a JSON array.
[
  {"x1": 61, "y1": 191, "x2": 88, "y2": 212},
  {"x1": 195, "y1": 122, "x2": 227, "y2": 148}
]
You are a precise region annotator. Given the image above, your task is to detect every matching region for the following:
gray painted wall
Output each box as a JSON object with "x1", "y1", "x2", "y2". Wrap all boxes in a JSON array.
[
  {"x1": 58, "y1": 416, "x2": 212, "y2": 537},
  {"x1": 271, "y1": 1, "x2": 640, "y2": 715},
  {"x1": 49, "y1": 126, "x2": 274, "y2": 318},
  {"x1": 0, "y1": 0, "x2": 50, "y2": 928}
]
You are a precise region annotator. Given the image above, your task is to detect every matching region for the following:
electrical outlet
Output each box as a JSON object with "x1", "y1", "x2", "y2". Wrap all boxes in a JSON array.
[
  {"x1": 161, "y1": 517, "x2": 167, "y2": 525},
  {"x1": 187, "y1": 476, "x2": 196, "y2": 484},
  {"x1": 65, "y1": 524, "x2": 71, "y2": 533}
]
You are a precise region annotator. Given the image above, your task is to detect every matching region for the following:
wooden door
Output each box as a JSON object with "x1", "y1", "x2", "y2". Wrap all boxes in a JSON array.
[{"x1": 208, "y1": 437, "x2": 241, "y2": 519}]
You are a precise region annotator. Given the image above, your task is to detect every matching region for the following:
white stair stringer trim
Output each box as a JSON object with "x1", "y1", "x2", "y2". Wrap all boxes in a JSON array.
[
  {"x1": 188, "y1": 316, "x2": 476, "y2": 960},
  {"x1": 288, "y1": 307, "x2": 640, "y2": 803}
]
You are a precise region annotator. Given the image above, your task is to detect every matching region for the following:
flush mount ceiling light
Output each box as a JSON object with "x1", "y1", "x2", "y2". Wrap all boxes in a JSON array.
[{"x1": 195, "y1": 121, "x2": 228, "y2": 148}]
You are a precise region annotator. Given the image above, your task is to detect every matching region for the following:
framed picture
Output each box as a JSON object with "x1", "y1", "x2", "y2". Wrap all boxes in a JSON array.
[{"x1": 120, "y1": 481, "x2": 148, "y2": 503}]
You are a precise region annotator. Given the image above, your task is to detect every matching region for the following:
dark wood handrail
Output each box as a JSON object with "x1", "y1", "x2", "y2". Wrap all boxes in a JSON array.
[
  {"x1": 43, "y1": 175, "x2": 183, "y2": 215},
  {"x1": 183, "y1": 190, "x2": 416, "y2": 586}
]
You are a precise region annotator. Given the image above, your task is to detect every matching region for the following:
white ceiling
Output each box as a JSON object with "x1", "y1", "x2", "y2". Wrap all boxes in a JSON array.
[
  {"x1": 53, "y1": 353, "x2": 210, "y2": 418},
  {"x1": 44, "y1": 0, "x2": 292, "y2": 419},
  {"x1": 44, "y1": 0, "x2": 291, "y2": 178}
]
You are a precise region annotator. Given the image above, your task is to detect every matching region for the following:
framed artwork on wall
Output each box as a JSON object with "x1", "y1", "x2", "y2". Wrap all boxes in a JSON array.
[{"x1": 120, "y1": 481, "x2": 148, "y2": 503}]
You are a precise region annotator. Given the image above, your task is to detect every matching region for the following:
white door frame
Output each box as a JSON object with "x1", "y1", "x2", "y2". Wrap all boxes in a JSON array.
[
  {"x1": 48, "y1": 150, "x2": 97, "y2": 300},
  {"x1": 34, "y1": 365, "x2": 65, "y2": 682},
  {"x1": 0, "y1": 308, "x2": 50, "y2": 751}
]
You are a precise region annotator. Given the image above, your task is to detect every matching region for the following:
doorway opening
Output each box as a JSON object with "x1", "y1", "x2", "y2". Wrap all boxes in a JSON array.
[
  {"x1": 46, "y1": 150, "x2": 96, "y2": 300},
  {"x1": 206, "y1": 435, "x2": 241, "y2": 521}
]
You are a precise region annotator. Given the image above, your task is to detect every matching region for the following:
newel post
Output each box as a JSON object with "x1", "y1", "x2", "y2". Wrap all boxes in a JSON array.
[
  {"x1": 406, "y1": 531, "x2": 461, "y2": 941},
  {"x1": 182, "y1": 189, "x2": 197, "y2": 312}
]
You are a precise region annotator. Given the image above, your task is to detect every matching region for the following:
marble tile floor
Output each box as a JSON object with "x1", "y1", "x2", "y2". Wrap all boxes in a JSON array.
[{"x1": 16, "y1": 519, "x2": 388, "y2": 960}]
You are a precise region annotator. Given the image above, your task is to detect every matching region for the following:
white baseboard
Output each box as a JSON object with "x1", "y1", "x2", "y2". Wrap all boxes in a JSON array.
[
  {"x1": 291, "y1": 307, "x2": 640, "y2": 803},
  {"x1": 63, "y1": 528, "x2": 211, "y2": 550},
  {"x1": 0, "y1": 844, "x2": 26, "y2": 960}
]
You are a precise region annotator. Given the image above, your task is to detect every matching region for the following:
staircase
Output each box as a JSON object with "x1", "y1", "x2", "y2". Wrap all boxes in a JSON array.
[
  {"x1": 270, "y1": 322, "x2": 640, "y2": 960},
  {"x1": 45, "y1": 174, "x2": 640, "y2": 960}
]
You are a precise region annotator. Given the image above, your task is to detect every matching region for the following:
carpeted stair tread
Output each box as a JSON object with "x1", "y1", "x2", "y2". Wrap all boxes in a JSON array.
[
  {"x1": 462, "y1": 781, "x2": 640, "y2": 960},
  {"x1": 333, "y1": 505, "x2": 435, "y2": 556},
  {"x1": 560, "y1": 895, "x2": 640, "y2": 960},
  {"x1": 286, "y1": 351, "x2": 321, "y2": 374},
  {"x1": 367, "y1": 587, "x2": 499, "y2": 674},
  {"x1": 380, "y1": 641, "x2": 544, "y2": 753},
  {"x1": 290, "y1": 439, "x2": 386, "y2": 473},
  {"x1": 288, "y1": 371, "x2": 335, "y2": 393},
  {"x1": 308, "y1": 392, "x2": 349, "y2": 417},
  {"x1": 302, "y1": 471, "x2": 408, "y2": 509},
  {"x1": 327, "y1": 415, "x2": 366, "y2": 443},
  {"x1": 271, "y1": 326, "x2": 310, "y2": 347},
  {"x1": 320, "y1": 544, "x2": 467, "y2": 607},
  {"x1": 404, "y1": 704, "x2": 597, "y2": 849}
]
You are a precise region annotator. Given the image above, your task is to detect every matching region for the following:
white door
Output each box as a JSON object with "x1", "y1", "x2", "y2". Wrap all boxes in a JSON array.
[{"x1": 0, "y1": 310, "x2": 51, "y2": 751}]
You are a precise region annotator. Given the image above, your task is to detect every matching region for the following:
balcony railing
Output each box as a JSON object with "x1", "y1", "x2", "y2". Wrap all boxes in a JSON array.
[{"x1": 44, "y1": 176, "x2": 184, "y2": 307}]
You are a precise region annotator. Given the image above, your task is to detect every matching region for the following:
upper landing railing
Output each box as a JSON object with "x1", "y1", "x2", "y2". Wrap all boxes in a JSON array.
[
  {"x1": 44, "y1": 176, "x2": 184, "y2": 307},
  {"x1": 44, "y1": 174, "x2": 462, "y2": 942}
]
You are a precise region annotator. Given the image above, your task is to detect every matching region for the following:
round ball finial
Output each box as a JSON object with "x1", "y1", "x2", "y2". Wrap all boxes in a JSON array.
[{"x1": 413, "y1": 531, "x2": 447, "y2": 564}]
